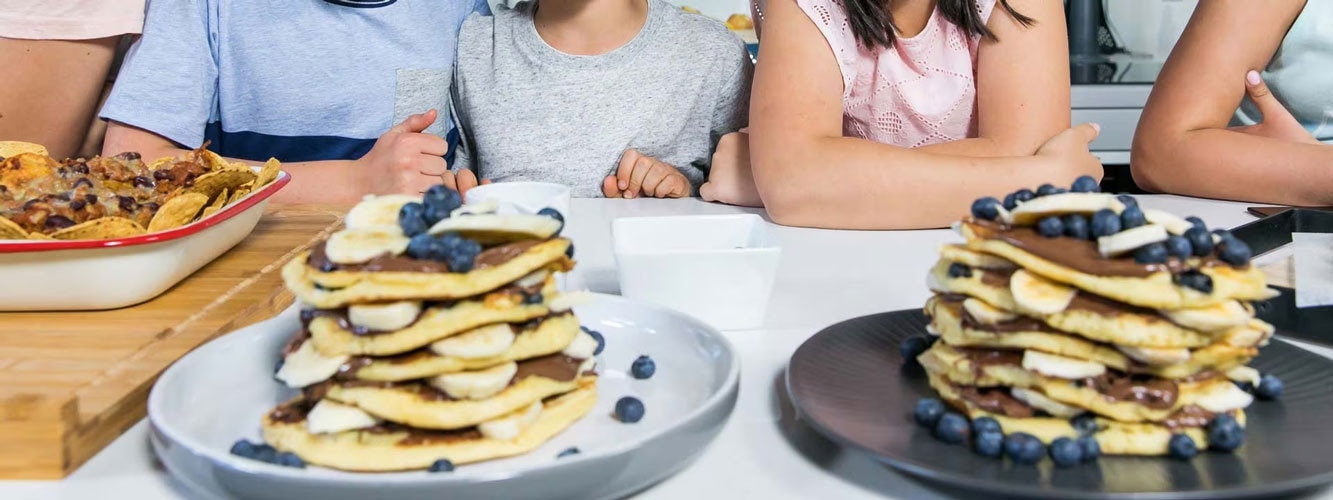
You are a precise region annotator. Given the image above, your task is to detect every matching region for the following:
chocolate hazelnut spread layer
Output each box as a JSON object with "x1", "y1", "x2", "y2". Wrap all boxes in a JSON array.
[
  {"x1": 295, "y1": 280, "x2": 547, "y2": 337},
  {"x1": 267, "y1": 397, "x2": 484, "y2": 443},
  {"x1": 957, "y1": 386, "x2": 1037, "y2": 418},
  {"x1": 960, "y1": 267, "x2": 1168, "y2": 323},
  {"x1": 313, "y1": 353, "x2": 586, "y2": 401},
  {"x1": 306, "y1": 239, "x2": 544, "y2": 273},
  {"x1": 955, "y1": 347, "x2": 1185, "y2": 410},
  {"x1": 336, "y1": 313, "x2": 578, "y2": 375},
  {"x1": 1161, "y1": 405, "x2": 1218, "y2": 430},
  {"x1": 967, "y1": 219, "x2": 1238, "y2": 278}
]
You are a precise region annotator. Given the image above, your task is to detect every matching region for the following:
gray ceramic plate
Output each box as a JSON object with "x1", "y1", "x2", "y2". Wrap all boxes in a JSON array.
[
  {"x1": 149, "y1": 294, "x2": 739, "y2": 500},
  {"x1": 787, "y1": 309, "x2": 1333, "y2": 499}
]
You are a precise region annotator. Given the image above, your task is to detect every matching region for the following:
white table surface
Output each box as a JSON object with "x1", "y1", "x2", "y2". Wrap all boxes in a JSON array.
[{"x1": 6, "y1": 195, "x2": 1332, "y2": 500}]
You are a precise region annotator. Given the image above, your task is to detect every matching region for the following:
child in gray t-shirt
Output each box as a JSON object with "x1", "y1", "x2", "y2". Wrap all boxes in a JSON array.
[{"x1": 449, "y1": 0, "x2": 753, "y2": 198}]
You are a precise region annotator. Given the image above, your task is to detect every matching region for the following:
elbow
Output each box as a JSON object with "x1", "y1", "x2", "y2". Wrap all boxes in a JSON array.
[
  {"x1": 750, "y1": 150, "x2": 820, "y2": 228},
  {"x1": 1129, "y1": 129, "x2": 1179, "y2": 194}
]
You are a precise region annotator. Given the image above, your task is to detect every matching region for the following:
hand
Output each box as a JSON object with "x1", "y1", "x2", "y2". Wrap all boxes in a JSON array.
[
  {"x1": 1035, "y1": 123, "x2": 1104, "y2": 181},
  {"x1": 602, "y1": 149, "x2": 690, "y2": 199},
  {"x1": 442, "y1": 169, "x2": 492, "y2": 198},
  {"x1": 1231, "y1": 70, "x2": 1319, "y2": 144},
  {"x1": 357, "y1": 109, "x2": 451, "y2": 195},
  {"x1": 700, "y1": 132, "x2": 763, "y2": 207}
]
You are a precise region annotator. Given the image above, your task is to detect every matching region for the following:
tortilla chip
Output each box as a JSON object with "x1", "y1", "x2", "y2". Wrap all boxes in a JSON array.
[
  {"x1": 0, "y1": 141, "x2": 48, "y2": 158},
  {"x1": 195, "y1": 188, "x2": 229, "y2": 222},
  {"x1": 255, "y1": 158, "x2": 281, "y2": 186},
  {"x1": 186, "y1": 167, "x2": 256, "y2": 200},
  {"x1": 0, "y1": 216, "x2": 28, "y2": 239},
  {"x1": 200, "y1": 206, "x2": 222, "y2": 219},
  {"x1": 150, "y1": 157, "x2": 174, "y2": 171},
  {"x1": 148, "y1": 192, "x2": 210, "y2": 232},
  {"x1": 227, "y1": 186, "x2": 250, "y2": 205},
  {"x1": 51, "y1": 217, "x2": 146, "y2": 240},
  {"x1": 200, "y1": 149, "x2": 231, "y2": 172},
  {"x1": 26, "y1": 232, "x2": 53, "y2": 240}
]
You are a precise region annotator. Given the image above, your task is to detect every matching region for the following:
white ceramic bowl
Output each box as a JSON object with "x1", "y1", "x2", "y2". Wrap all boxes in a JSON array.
[
  {"x1": 148, "y1": 294, "x2": 739, "y2": 500},
  {"x1": 0, "y1": 171, "x2": 290, "y2": 311},
  {"x1": 465, "y1": 182, "x2": 571, "y2": 217},
  {"x1": 612, "y1": 214, "x2": 781, "y2": 330}
]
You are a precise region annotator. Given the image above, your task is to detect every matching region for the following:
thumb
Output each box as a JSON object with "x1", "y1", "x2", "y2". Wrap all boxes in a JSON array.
[
  {"x1": 388, "y1": 109, "x2": 438, "y2": 135},
  {"x1": 1069, "y1": 122, "x2": 1101, "y2": 145},
  {"x1": 1246, "y1": 71, "x2": 1292, "y2": 122}
]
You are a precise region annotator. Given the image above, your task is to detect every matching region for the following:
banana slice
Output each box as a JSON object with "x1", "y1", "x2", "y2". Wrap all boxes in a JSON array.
[
  {"x1": 1009, "y1": 193, "x2": 1125, "y2": 225},
  {"x1": 550, "y1": 291, "x2": 594, "y2": 313},
  {"x1": 1161, "y1": 301, "x2": 1250, "y2": 333},
  {"x1": 347, "y1": 300, "x2": 422, "y2": 332},
  {"x1": 429, "y1": 323, "x2": 517, "y2": 359},
  {"x1": 430, "y1": 361, "x2": 518, "y2": 400},
  {"x1": 578, "y1": 357, "x2": 597, "y2": 375},
  {"x1": 513, "y1": 269, "x2": 550, "y2": 289},
  {"x1": 1010, "y1": 270, "x2": 1077, "y2": 315},
  {"x1": 1011, "y1": 388, "x2": 1083, "y2": 418},
  {"x1": 323, "y1": 228, "x2": 411, "y2": 265},
  {"x1": 306, "y1": 400, "x2": 379, "y2": 435},
  {"x1": 1143, "y1": 209, "x2": 1194, "y2": 236},
  {"x1": 939, "y1": 245, "x2": 1017, "y2": 271},
  {"x1": 1194, "y1": 380, "x2": 1255, "y2": 413},
  {"x1": 276, "y1": 341, "x2": 350, "y2": 388},
  {"x1": 452, "y1": 199, "x2": 499, "y2": 217},
  {"x1": 1221, "y1": 319, "x2": 1274, "y2": 348},
  {"x1": 962, "y1": 297, "x2": 1019, "y2": 325},
  {"x1": 477, "y1": 401, "x2": 543, "y2": 441},
  {"x1": 1225, "y1": 366, "x2": 1261, "y2": 387},
  {"x1": 562, "y1": 331, "x2": 599, "y2": 359},
  {"x1": 1097, "y1": 224, "x2": 1168, "y2": 258},
  {"x1": 427, "y1": 213, "x2": 560, "y2": 243},
  {"x1": 344, "y1": 194, "x2": 420, "y2": 231},
  {"x1": 1116, "y1": 345, "x2": 1191, "y2": 366},
  {"x1": 1022, "y1": 350, "x2": 1106, "y2": 380}
]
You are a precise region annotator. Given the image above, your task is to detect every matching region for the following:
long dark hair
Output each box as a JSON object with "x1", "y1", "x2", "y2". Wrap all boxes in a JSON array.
[{"x1": 845, "y1": 0, "x2": 1034, "y2": 50}]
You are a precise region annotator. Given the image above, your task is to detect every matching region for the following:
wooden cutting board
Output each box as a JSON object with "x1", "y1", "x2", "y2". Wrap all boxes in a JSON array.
[{"x1": 0, "y1": 204, "x2": 347, "y2": 479}]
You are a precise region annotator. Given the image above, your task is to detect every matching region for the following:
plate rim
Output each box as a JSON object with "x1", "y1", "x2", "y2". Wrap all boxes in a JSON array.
[
  {"x1": 148, "y1": 293, "x2": 741, "y2": 485},
  {"x1": 785, "y1": 308, "x2": 1333, "y2": 500}
]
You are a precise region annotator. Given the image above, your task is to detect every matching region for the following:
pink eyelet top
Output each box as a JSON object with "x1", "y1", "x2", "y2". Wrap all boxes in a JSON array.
[{"x1": 796, "y1": 0, "x2": 996, "y2": 147}]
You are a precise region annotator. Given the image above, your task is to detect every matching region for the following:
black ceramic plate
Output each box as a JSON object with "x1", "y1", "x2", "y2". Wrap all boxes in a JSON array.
[{"x1": 787, "y1": 310, "x2": 1333, "y2": 499}]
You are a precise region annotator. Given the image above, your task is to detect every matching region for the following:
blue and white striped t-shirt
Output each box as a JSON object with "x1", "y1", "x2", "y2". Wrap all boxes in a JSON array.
[{"x1": 102, "y1": 0, "x2": 489, "y2": 163}]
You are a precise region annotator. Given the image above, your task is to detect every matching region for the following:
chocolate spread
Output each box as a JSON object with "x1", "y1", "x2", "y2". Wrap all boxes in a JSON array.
[
  {"x1": 953, "y1": 301, "x2": 1060, "y2": 333},
  {"x1": 963, "y1": 268, "x2": 1166, "y2": 322},
  {"x1": 1081, "y1": 372, "x2": 1178, "y2": 409},
  {"x1": 967, "y1": 219, "x2": 1240, "y2": 278},
  {"x1": 1161, "y1": 405, "x2": 1217, "y2": 430},
  {"x1": 958, "y1": 347, "x2": 1025, "y2": 368},
  {"x1": 323, "y1": 353, "x2": 585, "y2": 401},
  {"x1": 306, "y1": 239, "x2": 544, "y2": 274},
  {"x1": 266, "y1": 397, "x2": 484, "y2": 443},
  {"x1": 958, "y1": 386, "x2": 1037, "y2": 418}
]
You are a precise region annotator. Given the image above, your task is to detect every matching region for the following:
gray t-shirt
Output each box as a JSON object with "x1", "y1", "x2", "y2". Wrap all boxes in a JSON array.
[{"x1": 451, "y1": 0, "x2": 753, "y2": 197}]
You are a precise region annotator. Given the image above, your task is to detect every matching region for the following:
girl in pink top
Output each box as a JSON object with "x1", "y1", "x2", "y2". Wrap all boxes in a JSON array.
[{"x1": 702, "y1": 0, "x2": 1103, "y2": 229}]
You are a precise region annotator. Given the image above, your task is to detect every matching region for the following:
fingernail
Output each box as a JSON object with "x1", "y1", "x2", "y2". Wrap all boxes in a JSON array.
[
  {"x1": 618, "y1": 180, "x2": 628, "y2": 190},
  {"x1": 625, "y1": 191, "x2": 636, "y2": 199},
  {"x1": 1090, "y1": 123, "x2": 1101, "y2": 133},
  {"x1": 1246, "y1": 70, "x2": 1261, "y2": 85}
]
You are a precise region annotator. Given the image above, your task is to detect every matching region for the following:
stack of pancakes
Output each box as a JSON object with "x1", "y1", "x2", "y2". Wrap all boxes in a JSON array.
[
  {"x1": 919, "y1": 192, "x2": 1276, "y2": 456},
  {"x1": 262, "y1": 194, "x2": 598, "y2": 472}
]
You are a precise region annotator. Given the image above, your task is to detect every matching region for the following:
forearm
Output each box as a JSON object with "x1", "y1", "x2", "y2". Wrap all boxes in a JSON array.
[
  {"x1": 753, "y1": 136, "x2": 1053, "y2": 230},
  {"x1": 1133, "y1": 129, "x2": 1333, "y2": 206},
  {"x1": 917, "y1": 136, "x2": 1039, "y2": 158}
]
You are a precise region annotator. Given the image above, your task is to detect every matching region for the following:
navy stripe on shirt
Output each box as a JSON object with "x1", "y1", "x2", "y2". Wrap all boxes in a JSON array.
[{"x1": 203, "y1": 122, "x2": 459, "y2": 165}]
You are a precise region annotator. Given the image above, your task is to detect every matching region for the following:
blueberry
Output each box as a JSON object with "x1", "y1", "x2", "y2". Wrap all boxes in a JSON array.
[
  {"x1": 631, "y1": 355, "x2": 656, "y2": 379},
  {"x1": 1049, "y1": 437, "x2": 1083, "y2": 467},
  {"x1": 1002, "y1": 192, "x2": 1019, "y2": 211},
  {"x1": 398, "y1": 202, "x2": 429, "y2": 237},
  {"x1": 428, "y1": 459, "x2": 456, "y2": 472},
  {"x1": 275, "y1": 452, "x2": 306, "y2": 469},
  {"x1": 914, "y1": 398, "x2": 946, "y2": 427},
  {"x1": 1078, "y1": 435, "x2": 1101, "y2": 462},
  {"x1": 1165, "y1": 235, "x2": 1193, "y2": 260},
  {"x1": 1176, "y1": 270, "x2": 1214, "y2": 294},
  {"x1": 1184, "y1": 227, "x2": 1214, "y2": 257},
  {"x1": 1186, "y1": 216, "x2": 1207, "y2": 230},
  {"x1": 445, "y1": 238, "x2": 483, "y2": 273},
  {"x1": 1133, "y1": 243, "x2": 1168, "y2": 264},
  {"x1": 1217, "y1": 239, "x2": 1253, "y2": 266},
  {"x1": 1071, "y1": 175, "x2": 1100, "y2": 193},
  {"x1": 406, "y1": 233, "x2": 434, "y2": 260},
  {"x1": 1120, "y1": 206, "x2": 1147, "y2": 230},
  {"x1": 1036, "y1": 216, "x2": 1064, "y2": 238},
  {"x1": 581, "y1": 326, "x2": 605, "y2": 355},
  {"x1": 1090, "y1": 209, "x2": 1122, "y2": 237},
  {"x1": 1256, "y1": 373, "x2": 1284, "y2": 400},
  {"x1": 899, "y1": 334, "x2": 934, "y2": 362},
  {"x1": 972, "y1": 416, "x2": 1002, "y2": 435},
  {"x1": 1207, "y1": 413, "x2": 1245, "y2": 452},
  {"x1": 970, "y1": 197, "x2": 1002, "y2": 221},
  {"x1": 1013, "y1": 189, "x2": 1036, "y2": 205},
  {"x1": 1071, "y1": 414, "x2": 1098, "y2": 436},
  {"x1": 947, "y1": 262, "x2": 973, "y2": 278},
  {"x1": 933, "y1": 412, "x2": 970, "y2": 444},
  {"x1": 1116, "y1": 194, "x2": 1139, "y2": 208},
  {"x1": 1036, "y1": 183, "x2": 1063, "y2": 197},
  {"x1": 615, "y1": 396, "x2": 645, "y2": 423},
  {"x1": 229, "y1": 440, "x2": 258, "y2": 458},
  {"x1": 423, "y1": 185, "x2": 463, "y2": 215},
  {"x1": 565, "y1": 241, "x2": 575, "y2": 258},
  {"x1": 1234, "y1": 380, "x2": 1255, "y2": 393},
  {"x1": 273, "y1": 359, "x2": 284, "y2": 377},
  {"x1": 1212, "y1": 228, "x2": 1234, "y2": 240},
  {"x1": 557, "y1": 447, "x2": 580, "y2": 458},
  {"x1": 523, "y1": 292, "x2": 544, "y2": 305},
  {"x1": 1168, "y1": 434, "x2": 1198, "y2": 460},
  {"x1": 1062, "y1": 214, "x2": 1090, "y2": 240},
  {"x1": 424, "y1": 202, "x2": 453, "y2": 226},
  {"x1": 537, "y1": 207, "x2": 565, "y2": 235},
  {"x1": 974, "y1": 430, "x2": 1004, "y2": 458},
  {"x1": 1003, "y1": 432, "x2": 1046, "y2": 465},
  {"x1": 253, "y1": 444, "x2": 278, "y2": 463}
]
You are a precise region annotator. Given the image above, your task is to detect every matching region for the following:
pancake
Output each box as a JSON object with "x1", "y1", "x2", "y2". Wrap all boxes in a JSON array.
[
  {"x1": 927, "y1": 372, "x2": 1245, "y2": 456},
  {"x1": 919, "y1": 343, "x2": 1252, "y2": 423},
  {"x1": 958, "y1": 221, "x2": 1276, "y2": 310},
  {"x1": 262, "y1": 382, "x2": 597, "y2": 471},
  {"x1": 346, "y1": 313, "x2": 583, "y2": 381},
  {"x1": 926, "y1": 296, "x2": 1257, "y2": 379},
  {"x1": 283, "y1": 239, "x2": 574, "y2": 309}
]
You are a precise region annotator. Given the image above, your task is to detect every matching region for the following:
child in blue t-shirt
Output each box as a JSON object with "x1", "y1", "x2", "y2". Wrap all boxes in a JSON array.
[{"x1": 99, "y1": 0, "x2": 489, "y2": 204}]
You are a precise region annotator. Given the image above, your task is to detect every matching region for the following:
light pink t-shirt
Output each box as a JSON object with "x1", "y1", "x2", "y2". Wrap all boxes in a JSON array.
[
  {"x1": 798, "y1": 0, "x2": 996, "y2": 147},
  {"x1": 0, "y1": 0, "x2": 145, "y2": 40}
]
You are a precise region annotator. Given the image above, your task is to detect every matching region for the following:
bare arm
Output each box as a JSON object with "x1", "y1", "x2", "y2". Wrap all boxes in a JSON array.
[
  {"x1": 918, "y1": 0, "x2": 1071, "y2": 157},
  {"x1": 1132, "y1": 0, "x2": 1333, "y2": 206},
  {"x1": 749, "y1": 0, "x2": 1100, "y2": 230}
]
